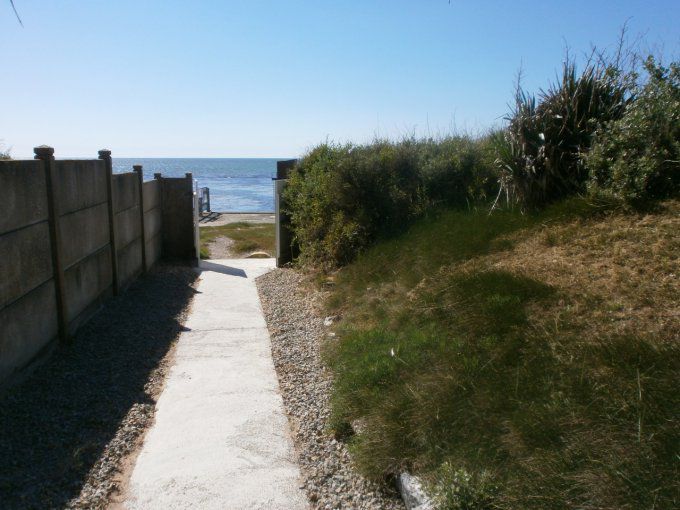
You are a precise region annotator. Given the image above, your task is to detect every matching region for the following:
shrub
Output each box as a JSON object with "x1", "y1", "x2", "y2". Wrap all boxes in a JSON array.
[
  {"x1": 496, "y1": 59, "x2": 631, "y2": 209},
  {"x1": 0, "y1": 142, "x2": 10, "y2": 160},
  {"x1": 418, "y1": 136, "x2": 499, "y2": 208},
  {"x1": 587, "y1": 57, "x2": 680, "y2": 204},
  {"x1": 283, "y1": 137, "x2": 497, "y2": 267}
]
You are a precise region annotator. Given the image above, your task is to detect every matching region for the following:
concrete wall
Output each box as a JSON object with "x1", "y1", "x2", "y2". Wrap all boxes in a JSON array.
[
  {"x1": 0, "y1": 154, "x2": 193, "y2": 387},
  {"x1": 113, "y1": 173, "x2": 143, "y2": 289},
  {"x1": 143, "y1": 180, "x2": 163, "y2": 268},
  {"x1": 56, "y1": 160, "x2": 114, "y2": 332},
  {"x1": 0, "y1": 160, "x2": 59, "y2": 383},
  {"x1": 159, "y1": 174, "x2": 197, "y2": 261}
]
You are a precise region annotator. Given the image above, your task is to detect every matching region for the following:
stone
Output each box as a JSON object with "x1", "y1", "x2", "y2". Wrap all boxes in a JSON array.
[{"x1": 397, "y1": 472, "x2": 434, "y2": 510}]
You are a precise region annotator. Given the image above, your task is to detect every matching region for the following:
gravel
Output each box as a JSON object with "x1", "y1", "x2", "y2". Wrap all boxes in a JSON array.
[
  {"x1": 257, "y1": 268, "x2": 404, "y2": 510},
  {"x1": 0, "y1": 265, "x2": 198, "y2": 509}
]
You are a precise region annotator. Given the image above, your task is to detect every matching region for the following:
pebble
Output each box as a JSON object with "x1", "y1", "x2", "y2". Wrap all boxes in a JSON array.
[
  {"x1": 0, "y1": 265, "x2": 198, "y2": 509},
  {"x1": 257, "y1": 269, "x2": 404, "y2": 510}
]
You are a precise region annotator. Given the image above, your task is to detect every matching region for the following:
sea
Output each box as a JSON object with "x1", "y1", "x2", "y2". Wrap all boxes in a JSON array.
[{"x1": 112, "y1": 158, "x2": 281, "y2": 212}]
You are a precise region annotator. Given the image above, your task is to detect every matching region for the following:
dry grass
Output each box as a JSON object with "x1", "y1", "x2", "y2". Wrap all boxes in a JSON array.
[
  {"x1": 199, "y1": 222, "x2": 275, "y2": 259},
  {"x1": 460, "y1": 200, "x2": 679, "y2": 343},
  {"x1": 324, "y1": 199, "x2": 679, "y2": 509}
]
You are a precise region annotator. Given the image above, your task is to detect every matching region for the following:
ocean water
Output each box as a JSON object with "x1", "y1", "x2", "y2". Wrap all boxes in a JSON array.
[{"x1": 112, "y1": 158, "x2": 280, "y2": 212}]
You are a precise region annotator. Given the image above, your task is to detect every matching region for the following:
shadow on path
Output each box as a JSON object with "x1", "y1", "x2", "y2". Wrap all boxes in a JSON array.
[
  {"x1": 0, "y1": 265, "x2": 198, "y2": 509},
  {"x1": 198, "y1": 260, "x2": 248, "y2": 278}
]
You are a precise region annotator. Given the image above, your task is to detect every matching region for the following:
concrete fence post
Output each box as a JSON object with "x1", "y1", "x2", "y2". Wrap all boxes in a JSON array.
[
  {"x1": 187, "y1": 173, "x2": 199, "y2": 261},
  {"x1": 274, "y1": 159, "x2": 297, "y2": 267},
  {"x1": 34, "y1": 145, "x2": 68, "y2": 342},
  {"x1": 154, "y1": 173, "x2": 163, "y2": 261},
  {"x1": 98, "y1": 149, "x2": 120, "y2": 295},
  {"x1": 133, "y1": 165, "x2": 147, "y2": 272}
]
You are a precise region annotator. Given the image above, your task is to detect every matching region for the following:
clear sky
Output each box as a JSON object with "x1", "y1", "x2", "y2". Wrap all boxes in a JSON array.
[{"x1": 1, "y1": 0, "x2": 678, "y2": 158}]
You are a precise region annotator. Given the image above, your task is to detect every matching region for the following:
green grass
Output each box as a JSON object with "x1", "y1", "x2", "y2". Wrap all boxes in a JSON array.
[
  {"x1": 322, "y1": 199, "x2": 680, "y2": 509},
  {"x1": 199, "y1": 222, "x2": 275, "y2": 259}
]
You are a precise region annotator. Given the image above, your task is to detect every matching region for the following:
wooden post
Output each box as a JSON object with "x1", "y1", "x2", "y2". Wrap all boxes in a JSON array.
[
  {"x1": 133, "y1": 165, "x2": 147, "y2": 272},
  {"x1": 98, "y1": 149, "x2": 119, "y2": 295},
  {"x1": 34, "y1": 145, "x2": 68, "y2": 342}
]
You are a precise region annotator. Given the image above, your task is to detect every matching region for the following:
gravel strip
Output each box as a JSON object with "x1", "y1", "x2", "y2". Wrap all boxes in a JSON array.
[
  {"x1": 0, "y1": 265, "x2": 198, "y2": 509},
  {"x1": 257, "y1": 268, "x2": 404, "y2": 510}
]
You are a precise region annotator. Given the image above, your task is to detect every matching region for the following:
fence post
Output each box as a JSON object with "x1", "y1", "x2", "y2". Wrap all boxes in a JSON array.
[
  {"x1": 187, "y1": 173, "x2": 199, "y2": 262},
  {"x1": 134, "y1": 165, "x2": 147, "y2": 272},
  {"x1": 98, "y1": 149, "x2": 119, "y2": 295},
  {"x1": 274, "y1": 159, "x2": 297, "y2": 267},
  {"x1": 154, "y1": 173, "x2": 163, "y2": 259},
  {"x1": 34, "y1": 145, "x2": 68, "y2": 342}
]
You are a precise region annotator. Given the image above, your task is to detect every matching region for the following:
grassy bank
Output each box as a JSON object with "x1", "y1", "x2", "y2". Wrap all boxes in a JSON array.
[
  {"x1": 282, "y1": 48, "x2": 679, "y2": 508},
  {"x1": 199, "y1": 222, "x2": 275, "y2": 259},
  {"x1": 322, "y1": 198, "x2": 679, "y2": 509}
]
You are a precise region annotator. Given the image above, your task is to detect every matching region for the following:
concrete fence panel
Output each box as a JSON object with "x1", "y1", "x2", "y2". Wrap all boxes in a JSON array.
[
  {"x1": 59, "y1": 203, "x2": 111, "y2": 270},
  {"x1": 64, "y1": 247, "x2": 113, "y2": 330},
  {"x1": 142, "y1": 180, "x2": 162, "y2": 268},
  {"x1": 0, "y1": 222, "x2": 53, "y2": 309},
  {"x1": 0, "y1": 282, "x2": 58, "y2": 384},
  {"x1": 55, "y1": 160, "x2": 108, "y2": 214},
  {"x1": 117, "y1": 238, "x2": 143, "y2": 288},
  {"x1": 144, "y1": 208, "x2": 162, "y2": 268},
  {"x1": 1, "y1": 149, "x2": 197, "y2": 388},
  {"x1": 0, "y1": 160, "x2": 48, "y2": 234},
  {"x1": 0, "y1": 160, "x2": 56, "y2": 384},
  {"x1": 112, "y1": 172, "x2": 144, "y2": 287},
  {"x1": 143, "y1": 180, "x2": 160, "y2": 211},
  {"x1": 143, "y1": 207, "x2": 162, "y2": 241},
  {"x1": 112, "y1": 172, "x2": 139, "y2": 214},
  {"x1": 114, "y1": 205, "x2": 143, "y2": 251}
]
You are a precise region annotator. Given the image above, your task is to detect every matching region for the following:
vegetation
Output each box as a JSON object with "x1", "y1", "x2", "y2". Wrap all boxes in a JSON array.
[
  {"x1": 284, "y1": 136, "x2": 497, "y2": 268},
  {"x1": 281, "y1": 41, "x2": 680, "y2": 510},
  {"x1": 588, "y1": 58, "x2": 680, "y2": 205},
  {"x1": 323, "y1": 199, "x2": 679, "y2": 509},
  {"x1": 284, "y1": 51, "x2": 679, "y2": 268},
  {"x1": 199, "y1": 222, "x2": 275, "y2": 259},
  {"x1": 495, "y1": 57, "x2": 630, "y2": 209},
  {"x1": 0, "y1": 142, "x2": 10, "y2": 160}
]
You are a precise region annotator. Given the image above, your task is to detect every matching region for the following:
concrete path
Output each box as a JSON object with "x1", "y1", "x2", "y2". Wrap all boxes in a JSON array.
[{"x1": 124, "y1": 258, "x2": 307, "y2": 510}]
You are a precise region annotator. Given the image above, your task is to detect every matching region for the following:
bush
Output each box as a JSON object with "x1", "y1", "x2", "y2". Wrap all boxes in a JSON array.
[
  {"x1": 0, "y1": 142, "x2": 10, "y2": 160},
  {"x1": 495, "y1": 59, "x2": 631, "y2": 209},
  {"x1": 283, "y1": 137, "x2": 497, "y2": 267},
  {"x1": 587, "y1": 57, "x2": 680, "y2": 204}
]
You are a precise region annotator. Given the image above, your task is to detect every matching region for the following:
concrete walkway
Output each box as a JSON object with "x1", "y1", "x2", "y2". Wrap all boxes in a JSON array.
[{"x1": 124, "y1": 258, "x2": 307, "y2": 510}]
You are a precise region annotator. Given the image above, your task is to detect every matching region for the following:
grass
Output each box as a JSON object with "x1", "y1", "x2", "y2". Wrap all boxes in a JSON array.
[
  {"x1": 322, "y1": 198, "x2": 680, "y2": 509},
  {"x1": 199, "y1": 222, "x2": 275, "y2": 259}
]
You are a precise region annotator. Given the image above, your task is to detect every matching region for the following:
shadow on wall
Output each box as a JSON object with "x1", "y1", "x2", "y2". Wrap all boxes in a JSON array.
[{"x1": 0, "y1": 264, "x2": 199, "y2": 509}]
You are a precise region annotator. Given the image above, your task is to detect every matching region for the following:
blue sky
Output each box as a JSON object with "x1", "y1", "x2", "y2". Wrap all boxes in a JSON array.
[{"x1": 1, "y1": 0, "x2": 678, "y2": 158}]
